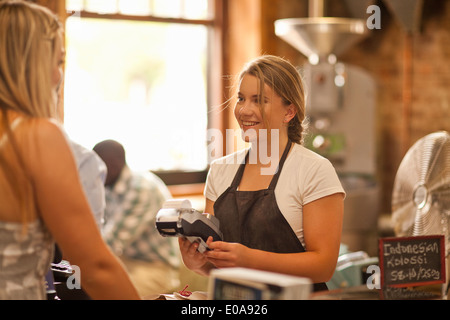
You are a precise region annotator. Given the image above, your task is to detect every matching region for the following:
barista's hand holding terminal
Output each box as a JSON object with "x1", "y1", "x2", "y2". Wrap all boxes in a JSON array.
[{"x1": 179, "y1": 55, "x2": 345, "y2": 291}]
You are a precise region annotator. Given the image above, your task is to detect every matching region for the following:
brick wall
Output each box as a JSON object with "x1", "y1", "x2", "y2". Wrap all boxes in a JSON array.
[
  {"x1": 265, "y1": 0, "x2": 450, "y2": 214},
  {"x1": 341, "y1": 0, "x2": 450, "y2": 213}
]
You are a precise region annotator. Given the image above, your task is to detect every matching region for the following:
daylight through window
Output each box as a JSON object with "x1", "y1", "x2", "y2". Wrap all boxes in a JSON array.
[{"x1": 64, "y1": 0, "x2": 214, "y2": 172}]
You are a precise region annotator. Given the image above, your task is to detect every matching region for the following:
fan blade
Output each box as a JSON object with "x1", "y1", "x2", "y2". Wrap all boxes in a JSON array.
[
  {"x1": 418, "y1": 135, "x2": 437, "y2": 185},
  {"x1": 392, "y1": 201, "x2": 416, "y2": 236},
  {"x1": 392, "y1": 147, "x2": 421, "y2": 201},
  {"x1": 412, "y1": 204, "x2": 443, "y2": 237},
  {"x1": 391, "y1": 131, "x2": 450, "y2": 240},
  {"x1": 423, "y1": 134, "x2": 450, "y2": 190},
  {"x1": 430, "y1": 187, "x2": 450, "y2": 211}
]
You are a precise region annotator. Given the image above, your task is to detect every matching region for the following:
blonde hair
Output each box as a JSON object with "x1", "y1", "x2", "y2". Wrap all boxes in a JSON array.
[
  {"x1": 238, "y1": 55, "x2": 308, "y2": 144},
  {"x1": 0, "y1": 0, "x2": 62, "y2": 118},
  {"x1": 0, "y1": 0, "x2": 63, "y2": 226}
]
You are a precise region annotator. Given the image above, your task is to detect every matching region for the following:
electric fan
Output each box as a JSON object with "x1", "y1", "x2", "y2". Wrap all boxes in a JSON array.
[{"x1": 391, "y1": 131, "x2": 450, "y2": 255}]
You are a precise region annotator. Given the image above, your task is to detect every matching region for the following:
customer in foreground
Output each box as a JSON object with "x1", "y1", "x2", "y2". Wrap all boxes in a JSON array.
[{"x1": 0, "y1": 0, "x2": 140, "y2": 299}]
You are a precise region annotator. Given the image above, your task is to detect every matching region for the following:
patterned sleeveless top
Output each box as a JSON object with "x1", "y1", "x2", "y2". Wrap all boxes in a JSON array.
[
  {"x1": 0, "y1": 117, "x2": 54, "y2": 299},
  {"x1": 0, "y1": 220, "x2": 54, "y2": 299}
]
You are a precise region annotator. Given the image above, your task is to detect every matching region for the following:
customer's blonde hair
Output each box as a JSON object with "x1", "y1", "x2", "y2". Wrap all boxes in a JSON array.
[
  {"x1": 0, "y1": 0, "x2": 62, "y2": 118},
  {"x1": 0, "y1": 0, "x2": 63, "y2": 226},
  {"x1": 238, "y1": 55, "x2": 308, "y2": 144}
]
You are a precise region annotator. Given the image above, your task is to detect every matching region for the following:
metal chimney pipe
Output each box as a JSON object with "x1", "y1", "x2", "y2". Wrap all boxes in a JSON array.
[
  {"x1": 274, "y1": 0, "x2": 369, "y2": 62},
  {"x1": 309, "y1": 0, "x2": 325, "y2": 18}
]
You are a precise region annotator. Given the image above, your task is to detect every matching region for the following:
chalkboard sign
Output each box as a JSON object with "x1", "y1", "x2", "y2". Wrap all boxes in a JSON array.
[
  {"x1": 381, "y1": 286, "x2": 443, "y2": 300},
  {"x1": 379, "y1": 235, "x2": 446, "y2": 287}
]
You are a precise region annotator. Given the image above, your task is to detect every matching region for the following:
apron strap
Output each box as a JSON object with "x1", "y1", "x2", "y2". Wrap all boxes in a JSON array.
[
  {"x1": 229, "y1": 150, "x2": 248, "y2": 189},
  {"x1": 268, "y1": 140, "x2": 292, "y2": 190},
  {"x1": 230, "y1": 140, "x2": 293, "y2": 191}
]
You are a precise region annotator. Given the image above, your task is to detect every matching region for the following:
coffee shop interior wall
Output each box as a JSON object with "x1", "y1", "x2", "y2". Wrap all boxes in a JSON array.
[
  {"x1": 261, "y1": 0, "x2": 450, "y2": 216},
  {"x1": 36, "y1": 0, "x2": 450, "y2": 219}
]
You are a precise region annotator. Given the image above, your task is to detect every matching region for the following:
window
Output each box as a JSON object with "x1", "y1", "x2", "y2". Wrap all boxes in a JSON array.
[{"x1": 64, "y1": 0, "x2": 220, "y2": 181}]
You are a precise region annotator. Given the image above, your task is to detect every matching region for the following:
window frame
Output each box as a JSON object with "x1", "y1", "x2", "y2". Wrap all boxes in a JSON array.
[{"x1": 64, "y1": 0, "x2": 225, "y2": 186}]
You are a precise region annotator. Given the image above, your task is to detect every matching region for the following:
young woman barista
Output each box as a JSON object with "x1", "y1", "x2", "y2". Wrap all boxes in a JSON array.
[{"x1": 179, "y1": 55, "x2": 345, "y2": 291}]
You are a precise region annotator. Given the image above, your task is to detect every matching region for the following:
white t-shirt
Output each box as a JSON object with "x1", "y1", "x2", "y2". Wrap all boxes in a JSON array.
[{"x1": 204, "y1": 143, "x2": 345, "y2": 248}]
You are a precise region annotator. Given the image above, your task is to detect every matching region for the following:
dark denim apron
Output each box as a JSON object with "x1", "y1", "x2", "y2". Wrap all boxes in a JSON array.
[{"x1": 213, "y1": 140, "x2": 328, "y2": 292}]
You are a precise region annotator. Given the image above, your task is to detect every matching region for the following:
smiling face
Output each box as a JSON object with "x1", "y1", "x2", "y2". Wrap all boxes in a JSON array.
[{"x1": 234, "y1": 74, "x2": 295, "y2": 144}]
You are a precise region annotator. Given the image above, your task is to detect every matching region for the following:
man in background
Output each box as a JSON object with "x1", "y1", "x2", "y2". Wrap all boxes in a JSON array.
[{"x1": 93, "y1": 139, "x2": 179, "y2": 297}]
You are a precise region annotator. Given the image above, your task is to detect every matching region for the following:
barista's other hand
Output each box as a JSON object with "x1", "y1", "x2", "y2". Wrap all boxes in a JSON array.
[{"x1": 205, "y1": 241, "x2": 250, "y2": 268}]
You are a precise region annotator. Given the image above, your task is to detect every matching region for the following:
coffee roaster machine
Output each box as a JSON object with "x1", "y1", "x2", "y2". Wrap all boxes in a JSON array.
[
  {"x1": 275, "y1": 0, "x2": 381, "y2": 290},
  {"x1": 275, "y1": 3, "x2": 379, "y2": 257}
]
